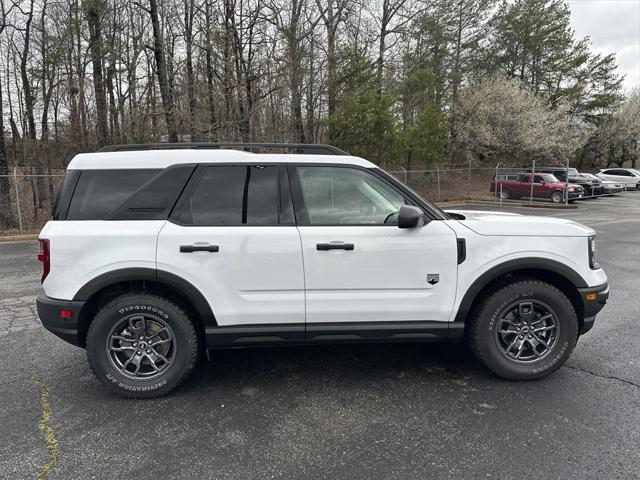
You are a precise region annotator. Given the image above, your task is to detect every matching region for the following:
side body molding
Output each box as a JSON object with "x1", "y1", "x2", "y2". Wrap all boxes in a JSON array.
[
  {"x1": 453, "y1": 257, "x2": 588, "y2": 324},
  {"x1": 73, "y1": 267, "x2": 217, "y2": 327}
]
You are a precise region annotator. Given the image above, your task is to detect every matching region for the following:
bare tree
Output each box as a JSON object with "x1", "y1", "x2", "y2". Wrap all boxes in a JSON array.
[
  {"x1": 146, "y1": 0, "x2": 179, "y2": 142},
  {"x1": 85, "y1": 0, "x2": 109, "y2": 146}
]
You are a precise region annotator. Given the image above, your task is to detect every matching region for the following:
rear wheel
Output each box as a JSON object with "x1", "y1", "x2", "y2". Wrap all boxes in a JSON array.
[
  {"x1": 468, "y1": 280, "x2": 578, "y2": 380},
  {"x1": 86, "y1": 293, "x2": 199, "y2": 398},
  {"x1": 499, "y1": 188, "x2": 512, "y2": 200}
]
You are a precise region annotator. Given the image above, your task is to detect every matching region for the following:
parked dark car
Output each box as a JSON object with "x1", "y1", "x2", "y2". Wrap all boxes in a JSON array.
[
  {"x1": 581, "y1": 173, "x2": 624, "y2": 194},
  {"x1": 532, "y1": 167, "x2": 603, "y2": 196},
  {"x1": 490, "y1": 173, "x2": 584, "y2": 203}
]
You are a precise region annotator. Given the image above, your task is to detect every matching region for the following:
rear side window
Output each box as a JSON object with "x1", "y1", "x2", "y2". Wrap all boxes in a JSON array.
[
  {"x1": 171, "y1": 165, "x2": 289, "y2": 226},
  {"x1": 67, "y1": 169, "x2": 160, "y2": 220},
  {"x1": 52, "y1": 170, "x2": 81, "y2": 220}
]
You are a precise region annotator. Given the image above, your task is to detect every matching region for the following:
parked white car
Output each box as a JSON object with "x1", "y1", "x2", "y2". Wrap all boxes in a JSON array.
[
  {"x1": 595, "y1": 168, "x2": 640, "y2": 190},
  {"x1": 36, "y1": 143, "x2": 609, "y2": 397}
]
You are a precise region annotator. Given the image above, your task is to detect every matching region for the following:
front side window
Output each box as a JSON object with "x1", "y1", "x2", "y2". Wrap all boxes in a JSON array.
[
  {"x1": 294, "y1": 166, "x2": 407, "y2": 225},
  {"x1": 172, "y1": 165, "x2": 285, "y2": 226}
]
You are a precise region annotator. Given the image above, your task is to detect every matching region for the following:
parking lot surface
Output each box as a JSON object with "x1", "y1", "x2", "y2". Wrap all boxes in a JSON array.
[{"x1": 1, "y1": 194, "x2": 639, "y2": 480}]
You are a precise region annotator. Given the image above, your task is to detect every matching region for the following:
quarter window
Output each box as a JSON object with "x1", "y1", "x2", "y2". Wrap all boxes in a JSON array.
[
  {"x1": 294, "y1": 166, "x2": 407, "y2": 225},
  {"x1": 67, "y1": 169, "x2": 160, "y2": 220}
]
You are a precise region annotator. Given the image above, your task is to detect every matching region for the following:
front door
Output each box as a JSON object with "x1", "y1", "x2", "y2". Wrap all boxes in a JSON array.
[{"x1": 290, "y1": 165, "x2": 458, "y2": 325}]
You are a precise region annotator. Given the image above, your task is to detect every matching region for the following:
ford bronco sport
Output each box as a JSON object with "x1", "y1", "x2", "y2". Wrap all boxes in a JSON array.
[{"x1": 36, "y1": 143, "x2": 609, "y2": 398}]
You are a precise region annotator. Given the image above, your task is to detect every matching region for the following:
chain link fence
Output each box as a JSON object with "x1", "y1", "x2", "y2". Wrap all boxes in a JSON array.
[
  {"x1": 0, "y1": 163, "x2": 636, "y2": 237},
  {"x1": 0, "y1": 169, "x2": 65, "y2": 236}
]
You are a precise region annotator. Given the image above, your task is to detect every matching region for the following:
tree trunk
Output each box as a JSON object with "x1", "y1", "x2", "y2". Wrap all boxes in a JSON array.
[
  {"x1": 149, "y1": 0, "x2": 179, "y2": 142},
  {"x1": 20, "y1": 0, "x2": 37, "y2": 141},
  {"x1": 204, "y1": 1, "x2": 216, "y2": 137},
  {"x1": 85, "y1": 0, "x2": 110, "y2": 146},
  {"x1": 184, "y1": 0, "x2": 196, "y2": 140}
]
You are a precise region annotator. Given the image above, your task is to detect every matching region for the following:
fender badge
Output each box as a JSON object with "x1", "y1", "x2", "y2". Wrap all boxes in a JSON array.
[{"x1": 427, "y1": 274, "x2": 439, "y2": 285}]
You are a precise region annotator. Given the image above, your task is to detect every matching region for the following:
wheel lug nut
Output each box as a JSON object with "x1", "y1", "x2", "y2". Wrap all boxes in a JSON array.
[
  {"x1": 137, "y1": 350, "x2": 142, "y2": 355},
  {"x1": 519, "y1": 335, "x2": 524, "y2": 339},
  {"x1": 528, "y1": 335, "x2": 532, "y2": 338}
]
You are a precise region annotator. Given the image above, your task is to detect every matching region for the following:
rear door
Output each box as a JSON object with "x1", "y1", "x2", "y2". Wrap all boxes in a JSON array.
[
  {"x1": 156, "y1": 164, "x2": 305, "y2": 326},
  {"x1": 290, "y1": 165, "x2": 458, "y2": 325}
]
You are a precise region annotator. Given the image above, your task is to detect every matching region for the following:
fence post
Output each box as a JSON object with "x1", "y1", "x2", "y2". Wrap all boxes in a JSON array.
[
  {"x1": 401, "y1": 167, "x2": 407, "y2": 185},
  {"x1": 467, "y1": 159, "x2": 471, "y2": 199},
  {"x1": 495, "y1": 162, "x2": 501, "y2": 201},
  {"x1": 13, "y1": 167, "x2": 23, "y2": 234},
  {"x1": 529, "y1": 160, "x2": 536, "y2": 205},
  {"x1": 565, "y1": 161, "x2": 569, "y2": 205}
]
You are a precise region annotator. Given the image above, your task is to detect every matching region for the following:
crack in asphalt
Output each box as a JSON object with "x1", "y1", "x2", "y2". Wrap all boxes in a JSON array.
[
  {"x1": 32, "y1": 377, "x2": 61, "y2": 480},
  {"x1": 563, "y1": 364, "x2": 640, "y2": 389}
]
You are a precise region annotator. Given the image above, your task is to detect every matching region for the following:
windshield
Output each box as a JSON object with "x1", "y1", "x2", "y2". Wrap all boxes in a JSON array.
[
  {"x1": 567, "y1": 168, "x2": 579, "y2": 176},
  {"x1": 543, "y1": 174, "x2": 559, "y2": 183}
]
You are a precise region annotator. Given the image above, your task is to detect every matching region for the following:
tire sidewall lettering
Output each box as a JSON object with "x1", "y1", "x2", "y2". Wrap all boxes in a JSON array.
[{"x1": 117, "y1": 304, "x2": 169, "y2": 319}]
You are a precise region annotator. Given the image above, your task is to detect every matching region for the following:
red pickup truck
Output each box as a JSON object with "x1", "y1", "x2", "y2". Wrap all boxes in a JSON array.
[{"x1": 490, "y1": 173, "x2": 584, "y2": 203}]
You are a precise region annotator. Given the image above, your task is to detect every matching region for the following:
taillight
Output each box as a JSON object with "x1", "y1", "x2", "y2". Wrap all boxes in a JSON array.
[{"x1": 37, "y1": 239, "x2": 50, "y2": 283}]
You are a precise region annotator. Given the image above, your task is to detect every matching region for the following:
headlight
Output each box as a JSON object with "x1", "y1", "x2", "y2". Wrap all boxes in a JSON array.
[{"x1": 588, "y1": 236, "x2": 599, "y2": 269}]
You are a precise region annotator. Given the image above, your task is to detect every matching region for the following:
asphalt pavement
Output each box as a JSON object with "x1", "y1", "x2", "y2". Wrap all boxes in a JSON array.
[{"x1": 0, "y1": 193, "x2": 639, "y2": 480}]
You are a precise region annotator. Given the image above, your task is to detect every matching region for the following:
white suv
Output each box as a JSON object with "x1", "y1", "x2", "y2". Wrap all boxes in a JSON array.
[
  {"x1": 36, "y1": 143, "x2": 609, "y2": 397},
  {"x1": 596, "y1": 168, "x2": 640, "y2": 190}
]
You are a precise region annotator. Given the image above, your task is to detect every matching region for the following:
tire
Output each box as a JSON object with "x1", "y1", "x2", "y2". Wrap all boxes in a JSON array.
[
  {"x1": 468, "y1": 280, "x2": 578, "y2": 380},
  {"x1": 86, "y1": 292, "x2": 199, "y2": 398},
  {"x1": 499, "y1": 188, "x2": 512, "y2": 200},
  {"x1": 550, "y1": 191, "x2": 563, "y2": 203}
]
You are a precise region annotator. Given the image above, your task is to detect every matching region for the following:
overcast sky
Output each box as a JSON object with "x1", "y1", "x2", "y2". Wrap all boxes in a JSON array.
[{"x1": 568, "y1": 0, "x2": 640, "y2": 91}]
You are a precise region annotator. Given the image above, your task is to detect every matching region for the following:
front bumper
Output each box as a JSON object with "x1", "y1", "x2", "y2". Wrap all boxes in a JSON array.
[
  {"x1": 36, "y1": 294, "x2": 85, "y2": 347},
  {"x1": 567, "y1": 191, "x2": 584, "y2": 200},
  {"x1": 577, "y1": 282, "x2": 609, "y2": 335}
]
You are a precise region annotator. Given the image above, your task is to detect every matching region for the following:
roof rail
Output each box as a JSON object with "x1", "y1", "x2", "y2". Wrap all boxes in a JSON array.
[{"x1": 98, "y1": 142, "x2": 349, "y2": 156}]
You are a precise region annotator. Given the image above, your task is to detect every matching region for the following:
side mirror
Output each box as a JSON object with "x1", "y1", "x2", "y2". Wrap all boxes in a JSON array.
[{"x1": 398, "y1": 205, "x2": 427, "y2": 229}]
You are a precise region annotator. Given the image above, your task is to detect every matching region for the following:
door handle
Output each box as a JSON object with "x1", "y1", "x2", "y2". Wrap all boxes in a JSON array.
[
  {"x1": 180, "y1": 245, "x2": 219, "y2": 253},
  {"x1": 316, "y1": 243, "x2": 354, "y2": 251}
]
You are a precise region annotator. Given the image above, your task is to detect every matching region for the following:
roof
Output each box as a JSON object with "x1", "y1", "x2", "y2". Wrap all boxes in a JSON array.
[{"x1": 67, "y1": 149, "x2": 377, "y2": 170}]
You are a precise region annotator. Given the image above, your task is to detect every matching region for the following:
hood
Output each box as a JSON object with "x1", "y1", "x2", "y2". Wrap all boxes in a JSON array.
[{"x1": 444, "y1": 209, "x2": 595, "y2": 237}]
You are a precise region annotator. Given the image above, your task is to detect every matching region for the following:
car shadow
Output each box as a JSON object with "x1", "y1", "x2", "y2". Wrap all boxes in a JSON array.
[{"x1": 179, "y1": 341, "x2": 490, "y2": 395}]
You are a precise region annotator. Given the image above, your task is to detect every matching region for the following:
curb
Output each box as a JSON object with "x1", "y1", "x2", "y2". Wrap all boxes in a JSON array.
[{"x1": 0, "y1": 234, "x2": 39, "y2": 243}]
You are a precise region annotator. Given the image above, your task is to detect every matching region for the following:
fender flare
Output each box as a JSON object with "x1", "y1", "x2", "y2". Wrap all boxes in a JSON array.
[
  {"x1": 73, "y1": 267, "x2": 216, "y2": 326},
  {"x1": 453, "y1": 258, "x2": 588, "y2": 324}
]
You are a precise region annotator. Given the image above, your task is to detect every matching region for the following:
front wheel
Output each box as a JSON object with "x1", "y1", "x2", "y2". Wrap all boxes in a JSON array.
[
  {"x1": 468, "y1": 280, "x2": 578, "y2": 380},
  {"x1": 550, "y1": 191, "x2": 564, "y2": 203},
  {"x1": 86, "y1": 293, "x2": 199, "y2": 398}
]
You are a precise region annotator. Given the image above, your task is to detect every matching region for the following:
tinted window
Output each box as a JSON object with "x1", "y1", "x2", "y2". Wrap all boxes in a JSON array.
[
  {"x1": 294, "y1": 166, "x2": 406, "y2": 225},
  {"x1": 52, "y1": 170, "x2": 81, "y2": 220},
  {"x1": 67, "y1": 169, "x2": 160, "y2": 220},
  {"x1": 533, "y1": 175, "x2": 545, "y2": 184},
  {"x1": 109, "y1": 165, "x2": 195, "y2": 220},
  {"x1": 172, "y1": 165, "x2": 282, "y2": 225}
]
